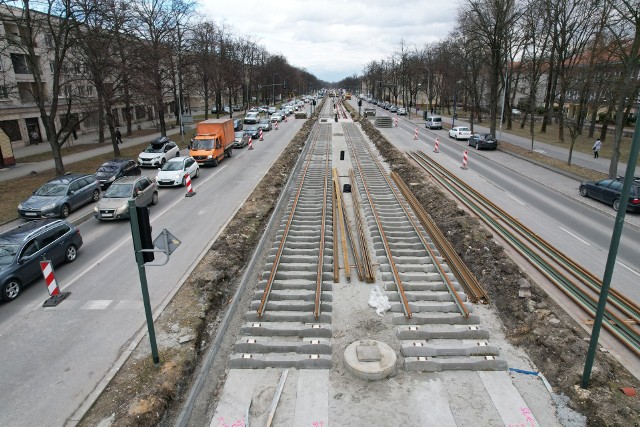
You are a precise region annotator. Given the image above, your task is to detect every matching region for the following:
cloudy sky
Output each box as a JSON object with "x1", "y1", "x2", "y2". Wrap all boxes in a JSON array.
[{"x1": 200, "y1": 0, "x2": 460, "y2": 83}]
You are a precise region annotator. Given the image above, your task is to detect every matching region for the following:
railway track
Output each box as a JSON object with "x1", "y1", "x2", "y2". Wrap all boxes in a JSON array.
[
  {"x1": 228, "y1": 123, "x2": 334, "y2": 369},
  {"x1": 343, "y1": 123, "x2": 507, "y2": 371},
  {"x1": 408, "y1": 150, "x2": 640, "y2": 356}
]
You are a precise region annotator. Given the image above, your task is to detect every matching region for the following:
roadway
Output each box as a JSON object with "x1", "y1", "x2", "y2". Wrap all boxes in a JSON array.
[{"x1": 0, "y1": 111, "x2": 307, "y2": 426}]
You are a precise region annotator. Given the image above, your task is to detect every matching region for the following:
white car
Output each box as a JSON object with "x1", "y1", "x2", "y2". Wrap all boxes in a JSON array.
[
  {"x1": 138, "y1": 136, "x2": 180, "y2": 167},
  {"x1": 267, "y1": 107, "x2": 277, "y2": 114},
  {"x1": 270, "y1": 114, "x2": 282, "y2": 123},
  {"x1": 397, "y1": 107, "x2": 407, "y2": 115},
  {"x1": 155, "y1": 156, "x2": 199, "y2": 187},
  {"x1": 449, "y1": 126, "x2": 472, "y2": 140}
]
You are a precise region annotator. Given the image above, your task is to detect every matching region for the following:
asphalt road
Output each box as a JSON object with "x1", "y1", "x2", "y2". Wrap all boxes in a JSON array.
[{"x1": 0, "y1": 112, "x2": 306, "y2": 427}]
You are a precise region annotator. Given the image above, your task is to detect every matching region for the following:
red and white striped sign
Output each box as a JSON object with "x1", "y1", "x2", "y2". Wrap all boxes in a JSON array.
[
  {"x1": 394, "y1": 117, "x2": 398, "y2": 127},
  {"x1": 434, "y1": 138, "x2": 440, "y2": 153},
  {"x1": 461, "y1": 150, "x2": 469, "y2": 169},
  {"x1": 259, "y1": 128, "x2": 264, "y2": 141},
  {"x1": 413, "y1": 128, "x2": 419, "y2": 140},
  {"x1": 275, "y1": 121, "x2": 279, "y2": 130},
  {"x1": 185, "y1": 173, "x2": 193, "y2": 194},
  {"x1": 40, "y1": 260, "x2": 60, "y2": 296}
]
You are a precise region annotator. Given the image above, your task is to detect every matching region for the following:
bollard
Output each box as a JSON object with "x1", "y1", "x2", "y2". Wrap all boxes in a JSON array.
[
  {"x1": 184, "y1": 173, "x2": 195, "y2": 197},
  {"x1": 434, "y1": 138, "x2": 440, "y2": 153},
  {"x1": 461, "y1": 150, "x2": 469, "y2": 169}
]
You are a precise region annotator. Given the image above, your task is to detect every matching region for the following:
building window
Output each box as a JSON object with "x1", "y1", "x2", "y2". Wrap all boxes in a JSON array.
[
  {"x1": 45, "y1": 34, "x2": 53, "y2": 47},
  {"x1": 0, "y1": 86, "x2": 8, "y2": 99},
  {"x1": 86, "y1": 85, "x2": 93, "y2": 96}
]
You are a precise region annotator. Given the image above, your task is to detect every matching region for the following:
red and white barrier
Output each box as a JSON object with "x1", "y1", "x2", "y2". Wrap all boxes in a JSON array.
[
  {"x1": 394, "y1": 117, "x2": 398, "y2": 127},
  {"x1": 434, "y1": 138, "x2": 440, "y2": 153},
  {"x1": 41, "y1": 260, "x2": 70, "y2": 306},
  {"x1": 248, "y1": 138, "x2": 254, "y2": 150},
  {"x1": 259, "y1": 128, "x2": 264, "y2": 141},
  {"x1": 413, "y1": 128, "x2": 419, "y2": 140},
  {"x1": 275, "y1": 121, "x2": 279, "y2": 130},
  {"x1": 184, "y1": 173, "x2": 195, "y2": 197},
  {"x1": 461, "y1": 150, "x2": 469, "y2": 169}
]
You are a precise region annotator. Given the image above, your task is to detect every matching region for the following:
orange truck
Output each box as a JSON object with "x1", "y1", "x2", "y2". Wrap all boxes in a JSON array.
[{"x1": 189, "y1": 118, "x2": 235, "y2": 166}]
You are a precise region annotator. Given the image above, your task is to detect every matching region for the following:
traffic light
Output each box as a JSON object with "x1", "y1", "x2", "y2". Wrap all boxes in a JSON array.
[
  {"x1": 136, "y1": 206, "x2": 155, "y2": 262},
  {"x1": 283, "y1": 80, "x2": 287, "y2": 89}
]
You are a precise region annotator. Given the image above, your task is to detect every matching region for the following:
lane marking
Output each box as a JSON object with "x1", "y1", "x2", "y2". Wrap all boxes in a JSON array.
[
  {"x1": 507, "y1": 194, "x2": 526, "y2": 205},
  {"x1": 558, "y1": 226, "x2": 591, "y2": 245},
  {"x1": 616, "y1": 261, "x2": 640, "y2": 277}
]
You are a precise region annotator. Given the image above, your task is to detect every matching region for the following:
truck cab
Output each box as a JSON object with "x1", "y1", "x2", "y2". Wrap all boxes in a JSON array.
[{"x1": 189, "y1": 118, "x2": 235, "y2": 167}]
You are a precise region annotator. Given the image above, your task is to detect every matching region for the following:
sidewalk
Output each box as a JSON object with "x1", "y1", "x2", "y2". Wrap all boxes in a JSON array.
[
  {"x1": 407, "y1": 113, "x2": 639, "y2": 178},
  {"x1": 0, "y1": 117, "x2": 194, "y2": 182}
]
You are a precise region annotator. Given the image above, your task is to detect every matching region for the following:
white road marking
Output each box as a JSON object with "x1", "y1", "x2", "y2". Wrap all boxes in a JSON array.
[
  {"x1": 80, "y1": 300, "x2": 113, "y2": 310},
  {"x1": 558, "y1": 226, "x2": 591, "y2": 245},
  {"x1": 507, "y1": 194, "x2": 526, "y2": 205},
  {"x1": 616, "y1": 261, "x2": 640, "y2": 277}
]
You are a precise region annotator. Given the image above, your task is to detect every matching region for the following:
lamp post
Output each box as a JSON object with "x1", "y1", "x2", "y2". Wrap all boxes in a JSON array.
[
  {"x1": 272, "y1": 73, "x2": 279, "y2": 106},
  {"x1": 452, "y1": 82, "x2": 459, "y2": 128}
]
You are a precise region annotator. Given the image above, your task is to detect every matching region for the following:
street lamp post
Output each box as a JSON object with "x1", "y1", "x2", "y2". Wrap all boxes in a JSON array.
[
  {"x1": 452, "y1": 82, "x2": 459, "y2": 128},
  {"x1": 272, "y1": 73, "x2": 279, "y2": 106}
]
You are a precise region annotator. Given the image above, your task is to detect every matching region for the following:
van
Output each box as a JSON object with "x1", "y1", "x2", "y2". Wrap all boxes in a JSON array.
[{"x1": 425, "y1": 116, "x2": 443, "y2": 130}]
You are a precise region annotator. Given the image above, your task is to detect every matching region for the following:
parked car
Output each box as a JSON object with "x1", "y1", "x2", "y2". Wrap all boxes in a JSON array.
[
  {"x1": 0, "y1": 219, "x2": 83, "y2": 302},
  {"x1": 243, "y1": 124, "x2": 260, "y2": 139},
  {"x1": 468, "y1": 133, "x2": 498, "y2": 150},
  {"x1": 257, "y1": 119, "x2": 272, "y2": 132},
  {"x1": 389, "y1": 105, "x2": 398, "y2": 113},
  {"x1": 18, "y1": 174, "x2": 100, "y2": 219},
  {"x1": 449, "y1": 126, "x2": 472, "y2": 140},
  {"x1": 156, "y1": 157, "x2": 199, "y2": 187},
  {"x1": 95, "y1": 158, "x2": 141, "y2": 190},
  {"x1": 397, "y1": 107, "x2": 407, "y2": 115},
  {"x1": 138, "y1": 136, "x2": 180, "y2": 167},
  {"x1": 233, "y1": 119, "x2": 243, "y2": 131},
  {"x1": 244, "y1": 112, "x2": 260, "y2": 124},
  {"x1": 233, "y1": 131, "x2": 251, "y2": 148},
  {"x1": 94, "y1": 176, "x2": 158, "y2": 221},
  {"x1": 579, "y1": 177, "x2": 640, "y2": 212},
  {"x1": 425, "y1": 116, "x2": 443, "y2": 129}
]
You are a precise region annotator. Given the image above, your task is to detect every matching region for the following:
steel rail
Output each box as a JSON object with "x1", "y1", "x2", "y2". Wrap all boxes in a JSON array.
[
  {"x1": 314, "y1": 133, "x2": 331, "y2": 320},
  {"x1": 333, "y1": 168, "x2": 350, "y2": 281},
  {"x1": 340, "y1": 171, "x2": 365, "y2": 281},
  {"x1": 344, "y1": 126, "x2": 412, "y2": 318},
  {"x1": 344, "y1": 125, "x2": 468, "y2": 317},
  {"x1": 349, "y1": 169, "x2": 375, "y2": 282},
  {"x1": 408, "y1": 151, "x2": 640, "y2": 355},
  {"x1": 391, "y1": 171, "x2": 489, "y2": 303},
  {"x1": 256, "y1": 126, "x2": 322, "y2": 317}
]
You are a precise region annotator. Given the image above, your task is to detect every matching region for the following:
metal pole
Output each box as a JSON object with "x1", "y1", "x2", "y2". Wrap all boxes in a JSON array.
[
  {"x1": 128, "y1": 200, "x2": 160, "y2": 366},
  {"x1": 452, "y1": 83, "x2": 457, "y2": 128},
  {"x1": 499, "y1": 57, "x2": 509, "y2": 140},
  {"x1": 582, "y1": 113, "x2": 640, "y2": 388}
]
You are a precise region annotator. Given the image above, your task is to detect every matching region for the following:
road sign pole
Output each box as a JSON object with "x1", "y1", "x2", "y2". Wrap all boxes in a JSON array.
[{"x1": 129, "y1": 200, "x2": 160, "y2": 366}]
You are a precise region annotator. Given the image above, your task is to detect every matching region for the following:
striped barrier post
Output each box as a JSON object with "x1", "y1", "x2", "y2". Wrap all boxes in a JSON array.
[
  {"x1": 394, "y1": 117, "x2": 398, "y2": 127},
  {"x1": 461, "y1": 150, "x2": 469, "y2": 170},
  {"x1": 184, "y1": 173, "x2": 195, "y2": 197},
  {"x1": 41, "y1": 259, "x2": 70, "y2": 307},
  {"x1": 275, "y1": 121, "x2": 279, "y2": 130},
  {"x1": 259, "y1": 129, "x2": 264, "y2": 141},
  {"x1": 413, "y1": 128, "x2": 419, "y2": 140},
  {"x1": 248, "y1": 138, "x2": 254, "y2": 150},
  {"x1": 434, "y1": 138, "x2": 440, "y2": 153}
]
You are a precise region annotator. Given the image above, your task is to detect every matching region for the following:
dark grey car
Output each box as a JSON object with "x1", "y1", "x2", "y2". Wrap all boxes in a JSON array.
[
  {"x1": 468, "y1": 133, "x2": 498, "y2": 150},
  {"x1": 18, "y1": 174, "x2": 100, "y2": 219},
  {"x1": 0, "y1": 219, "x2": 83, "y2": 302}
]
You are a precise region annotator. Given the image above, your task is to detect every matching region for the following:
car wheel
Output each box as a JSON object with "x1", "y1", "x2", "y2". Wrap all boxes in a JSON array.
[
  {"x1": 91, "y1": 189, "x2": 100, "y2": 202},
  {"x1": 212, "y1": 158, "x2": 219, "y2": 167},
  {"x1": 151, "y1": 191, "x2": 159, "y2": 206},
  {"x1": 612, "y1": 199, "x2": 620, "y2": 211},
  {"x1": 1, "y1": 279, "x2": 21, "y2": 302},
  {"x1": 194, "y1": 168, "x2": 199, "y2": 178},
  {"x1": 60, "y1": 204, "x2": 70, "y2": 218},
  {"x1": 65, "y1": 244, "x2": 78, "y2": 262},
  {"x1": 228, "y1": 149, "x2": 233, "y2": 158},
  {"x1": 475, "y1": 142, "x2": 480, "y2": 150},
  {"x1": 175, "y1": 151, "x2": 180, "y2": 157},
  {"x1": 579, "y1": 186, "x2": 588, "y2": 197},
  {"x1": 454, "y1": 134, "x2": 458, "y2": 140}
]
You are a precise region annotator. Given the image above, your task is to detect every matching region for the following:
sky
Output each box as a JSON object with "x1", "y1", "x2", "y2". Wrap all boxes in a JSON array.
[{"x1": 200, "y1": 0, "x2": 460, "y2": 83}]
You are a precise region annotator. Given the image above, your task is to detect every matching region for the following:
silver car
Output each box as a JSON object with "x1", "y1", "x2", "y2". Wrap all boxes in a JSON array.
[{"x1": 94, "y1": 176, "x2": 158, "y2": 221}]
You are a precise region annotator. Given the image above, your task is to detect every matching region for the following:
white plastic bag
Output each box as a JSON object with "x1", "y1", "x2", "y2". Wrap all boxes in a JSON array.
[{"x1": 368, "y1": 286, "x2": 391, "y2": 316}]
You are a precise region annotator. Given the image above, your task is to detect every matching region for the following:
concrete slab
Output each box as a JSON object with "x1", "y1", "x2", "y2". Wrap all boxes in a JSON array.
[
  {"x1": 480, "y1": 371, "x2": 541, "y2": 426},
  {"x1": 413, "y1": 378, "x2": 457, "y2": 426},
  {"x1": 294, "y1": 370, "x2": 329, "y2": 426}
]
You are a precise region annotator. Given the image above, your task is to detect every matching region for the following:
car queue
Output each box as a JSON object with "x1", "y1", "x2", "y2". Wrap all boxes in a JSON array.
[{"x1": 2, "y1": 98, "x2": 315, "y2": 303}]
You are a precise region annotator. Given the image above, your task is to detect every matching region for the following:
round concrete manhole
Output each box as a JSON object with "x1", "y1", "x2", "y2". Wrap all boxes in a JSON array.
[{"x1": 344, "y1": 339, "x2": 397, "y2": 381}]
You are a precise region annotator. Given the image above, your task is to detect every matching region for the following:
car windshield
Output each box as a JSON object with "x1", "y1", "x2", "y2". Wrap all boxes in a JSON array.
[
  {"x1": 34, "y1": 183, "x2": 67, "y2": 196},
  {"x1": 144, "y1": 144, "x2": 165, "y2": 153},
  {"x1": 0, "y1": 244, "x2": 19, "y2": 267},
  {"x1": 104, "y1": 183, "x2": 133, "y2": 198},
  {"x1": 234, "y1": 132, "x2": 244, "y2": 140},
  {"x1": 161, "y1": 161, "x2": 183, "y2": 171},
  {"x1": 245, "y1": 125, "x2": 258, "y2": 131},
  {"x1": 191, "y1": 139, "x2": 214, "y2": 150},
  {"x1": 97, "y1": 165, "x2": 118, "y2": 172},
  {"x1": 259, "y1": 120, "x2": 269, "y2": 124}
]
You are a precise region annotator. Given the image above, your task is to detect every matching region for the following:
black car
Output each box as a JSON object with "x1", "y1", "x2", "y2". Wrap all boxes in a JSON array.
[
  {"x1": 579, "y1": 177, "x2": 640, "y2": 212},
  {"x1": 468, "y1": 133, "x2": 498, "y2": 150},
  {"x1": 18, "y1": 174, "x2": 100, "y2": 219},
  {"x1": 0, "y1": 219, "x2": 83, "y2": 301},
  {"x1": 233, "y1": 119, "x2": 243, "y2": 131},
  {"x1": 95, "y1": 158, "x2": 141, "y2": 190},
  {"x1": 243, "y1": 124, "x2": 260, "y2": 139}
]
